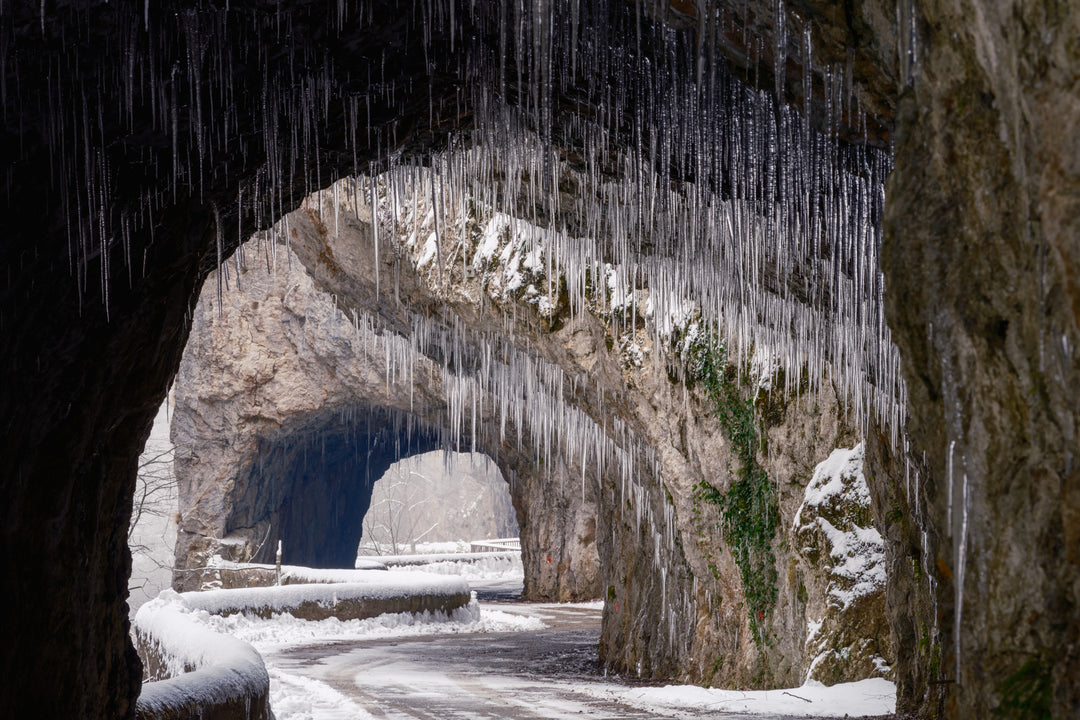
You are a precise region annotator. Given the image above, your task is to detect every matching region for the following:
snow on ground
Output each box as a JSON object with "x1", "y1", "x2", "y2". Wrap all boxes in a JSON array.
[
  {"x1": 182, "y1": 547, "x2": 895, "y2": 719},
  {"x1": 600, "y1": 678, "x2": 896, "y2": 717},
  {"x1": 214, "y1": 553, "x2": 540, "y2": 720},
  {"x1": 266, "y1": 668, "x2": 376, "y2": 720}
]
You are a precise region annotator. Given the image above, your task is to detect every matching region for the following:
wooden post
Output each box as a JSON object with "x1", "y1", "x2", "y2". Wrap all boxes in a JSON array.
[{"x1": 275, "y1": 540, "x2": 282, "y2": 586}]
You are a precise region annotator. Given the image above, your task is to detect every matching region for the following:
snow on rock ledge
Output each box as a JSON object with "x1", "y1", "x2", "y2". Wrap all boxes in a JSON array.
[{"x1": 792, "y1": 444, "x2": 892, "y2": 685}]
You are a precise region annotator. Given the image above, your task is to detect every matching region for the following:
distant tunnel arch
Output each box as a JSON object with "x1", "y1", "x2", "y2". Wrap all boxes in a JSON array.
[
  {"x1": 227, "y1": 405, "x2": 441, "y2": 569},
  {"x1": 176, "y1": 388, "x2": 599, "y2": 603},
  {"x1": 170, "y1": 204, "x2": 604, "y2": 601}
]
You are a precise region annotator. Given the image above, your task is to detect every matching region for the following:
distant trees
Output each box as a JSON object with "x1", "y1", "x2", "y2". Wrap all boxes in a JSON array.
[
  {"x1": 360, "y1": 470, "x2": 440, "y2": 555},
  {"x1": 357, "y1": 452, "x2": 519, "y2": 557},
  {"x1": 128, "y1": 412, "x2": 178, "y2": 602}
]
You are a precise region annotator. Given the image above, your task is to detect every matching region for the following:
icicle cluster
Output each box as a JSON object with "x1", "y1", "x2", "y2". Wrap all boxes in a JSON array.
[
  {"x1": 16, "y1": 0, "x2": 905, "y2": 668},
  {"x1": 10, "y1": 0, "x2": 902, "y2": 436},
  {"x1": 216, "y1": 192, "x2": 691, "y2": 651},
  {"x1": 325, "y1": 108, "x2": 902, "y2": 443}
]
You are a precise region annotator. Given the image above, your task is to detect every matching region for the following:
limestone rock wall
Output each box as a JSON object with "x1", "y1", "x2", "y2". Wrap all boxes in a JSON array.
[
  {"x1": 173, "y1": 182, "x2": 895, "y2": 690},
  {"x1": 597, "y1": 344, "x2": 891, "y2": 688},
  {"x1": 876, "y1": 2, "x2": 1080, "y2": 717}
]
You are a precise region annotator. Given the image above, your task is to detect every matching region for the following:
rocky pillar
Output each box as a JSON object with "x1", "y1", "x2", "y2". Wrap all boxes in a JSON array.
[{"x1": 882, "y1": 2, "x2": 1080, "y2": 716}]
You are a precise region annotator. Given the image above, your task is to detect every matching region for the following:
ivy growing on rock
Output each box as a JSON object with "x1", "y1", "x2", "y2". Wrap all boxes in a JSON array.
[{"x1": 686, "y1": 334, "x2": 779, "y2": 647}]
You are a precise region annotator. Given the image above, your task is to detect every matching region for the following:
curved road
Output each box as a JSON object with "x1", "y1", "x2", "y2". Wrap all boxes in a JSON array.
[{"x1": 263, "y1": 599, "x2": 889, "y2": 719}]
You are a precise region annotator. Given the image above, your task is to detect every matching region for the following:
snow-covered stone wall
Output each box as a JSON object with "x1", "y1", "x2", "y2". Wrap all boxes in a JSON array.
[
  {"x1": 134, "y1": 592, "x2": 270, "y2": 720},
  {"x1": 134, "y1": 571, "x2": 470, "y2": 718}
]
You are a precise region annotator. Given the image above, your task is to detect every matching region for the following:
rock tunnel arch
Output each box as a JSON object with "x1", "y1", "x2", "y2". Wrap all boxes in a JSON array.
[
  {"x1": 169, "y1": 218, "x2": 603, "y2": 600},
  {"x1": 224, "y1": 405, "x2": 442, "y2": 570},
  {"x1": 169, "y1": 159, "x2": 896, "y2": 691}
]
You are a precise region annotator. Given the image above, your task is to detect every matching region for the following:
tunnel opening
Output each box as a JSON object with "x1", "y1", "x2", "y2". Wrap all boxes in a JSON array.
[
  {"x1": 224, "y1": 405, "x2": 440, "y2": 569},
  {"x1": 357, "y1": 450, "x2": 518, "y2": 558}
]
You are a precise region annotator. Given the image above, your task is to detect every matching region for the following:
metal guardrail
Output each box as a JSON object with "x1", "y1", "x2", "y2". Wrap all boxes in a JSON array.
[{"x1": 469, "y1": 537, "x2": 521, "y2": 552}]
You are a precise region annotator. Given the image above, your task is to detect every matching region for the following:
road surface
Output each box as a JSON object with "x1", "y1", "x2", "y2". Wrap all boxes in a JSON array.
[{"x1": 262, "y1": 599, "x2": 889, "y2": 719}]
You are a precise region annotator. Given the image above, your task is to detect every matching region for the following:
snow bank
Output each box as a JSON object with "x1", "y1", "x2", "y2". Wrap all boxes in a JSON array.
[
  {"x1": 134, "y1": 590, "x2": 270, "y2": 720},
  {"x1": 614, "y1": 677, "x2": 896, "y2": 716}
]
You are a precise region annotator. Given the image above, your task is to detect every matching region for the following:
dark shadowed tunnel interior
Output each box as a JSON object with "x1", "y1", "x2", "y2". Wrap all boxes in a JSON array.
[{"x1": 226, "y1": 407, "x2": 441, "y2": 569}]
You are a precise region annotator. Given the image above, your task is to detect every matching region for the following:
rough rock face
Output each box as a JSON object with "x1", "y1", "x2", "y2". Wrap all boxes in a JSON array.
[
  {"x1": 876, "y1": 2, "x2": 1080, "y2": 717},
  {"x1": 5, "y1": 0, "x2": 1078, "y2": 718},
  {"x1": 596, "y1": 344, "x2": 892, "y2": 687},
  {"x1": 792, "y1": 444, "x2": 891, "y2": 685}
]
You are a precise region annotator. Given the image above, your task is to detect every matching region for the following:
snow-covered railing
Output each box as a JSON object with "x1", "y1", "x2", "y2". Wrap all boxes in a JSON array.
[{"x1": 134, "y1": 591, "x2": 270, "y2": 720}]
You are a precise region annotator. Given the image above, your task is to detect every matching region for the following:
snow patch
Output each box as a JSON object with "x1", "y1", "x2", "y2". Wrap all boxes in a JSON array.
[
  {"x1": 794, "y1": 444, "x2": 886, "y2": 611},
  {"x1": 794, "y1": 444, "x2": 870, "y2": 528},
  {"x1": 607, "y1": 678, "x2": 896, "y2": 717},
  {"x1": 267, "y1": 668, "x2": 376, "y2": 720}
]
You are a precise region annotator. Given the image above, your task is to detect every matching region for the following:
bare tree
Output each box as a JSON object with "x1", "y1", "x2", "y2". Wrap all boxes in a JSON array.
[
  {"x1": 360, "y1": 470, "x2": 440, "y2": 555},
  {"x1": 128, "y1": 446, "x2": 176, "y2": 547},
  {"x1": 128, "y1": 409, "x2": 179, "y2": 604}
]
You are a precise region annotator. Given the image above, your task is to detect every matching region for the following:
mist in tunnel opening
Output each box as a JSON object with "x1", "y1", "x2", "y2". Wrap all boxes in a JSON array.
[{"x1": 357, "y1": 451, "x2": 518, "y2": 557}]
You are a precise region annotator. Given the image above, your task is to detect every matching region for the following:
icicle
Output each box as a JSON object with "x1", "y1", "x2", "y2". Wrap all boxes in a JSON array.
[{"x1": 955, "y1": 472, "x2": 970, "y2": 682}]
